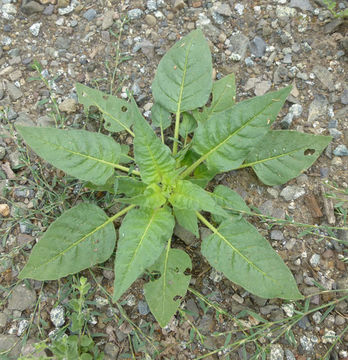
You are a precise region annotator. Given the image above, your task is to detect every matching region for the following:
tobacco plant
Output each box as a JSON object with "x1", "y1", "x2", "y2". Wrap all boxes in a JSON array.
[{"x1": 17, "y1": 30, "x2": 331, "y2": 327}]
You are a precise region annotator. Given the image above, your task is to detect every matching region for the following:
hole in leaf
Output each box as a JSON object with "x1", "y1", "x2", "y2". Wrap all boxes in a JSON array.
[
  {"x1": 103, "y1": 95, "x2": 109, "y2": 100},
  {"x1": 173, "y1": 295, "x2": 182, "y2": 302},
  {"x1": 304, "y1": 149, "x2": 315, "y2": 156},
  {"x1": 149, "y1": 270, "x2": 161, "y2": 281},
  {"x1": 184, "y1": 268, "x2": 192, "y2": 276},
  {"x1": 174, "y1": 267, "x2": 180, "y2": 273},
  {"x1": 106, "y1": 122, "x2": 111, "y2": 127},
  {"x1": 121, "y1": 106, "x2": 128, "y2": 112}
]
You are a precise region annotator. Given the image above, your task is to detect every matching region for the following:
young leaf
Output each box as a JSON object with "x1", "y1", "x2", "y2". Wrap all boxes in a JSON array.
[
  {"x1": 113, "y1": 207, "x2": 175, "y2": 301},
  {"x1": 117, "y1": 183, "x2": 166, "y2": 209},
  {"x1": 151, "y1": 102, "x2": 172, "y2": 131},
  {"x1": 152, "y1": 29, "x2": 213, "y2": 113},
  {"x1": 117, "y1": 176, "x2": 147, "y2": 197},
  {"x1": 179, "y1": 112, "x2": 197, "y2": 138},
  {"x1": 242, "y1": 130, "x2": 332, "y2": 185},
  {"x1": 76, "y1": 83, "x2": 134, "y2": 135},
  {"x1": 191, "y1": 87, "x2": 291, "y2": 173},
  {"x1": 193, "y1": 73, "x2": 236, "y2": 123},
  {"x1": 173, "y1": 207, "x2": 199, "y2": 237},
  {"x1": 200, "y1": 216, "x2": 303, "y2": 300},
  {"x1": 16, "y1": 126, "x2": 121, "y2": 186},
  {"x1": 19, "y1": 203, "x2": 116, "y2": 280},
  {"x1": 213, "y1": 185, "x2": 251, "y2": 214},
  {"x1": 133, "y1": 111, "x2": 176, "y2": 185},
  {"x1": 144, "y1": 245, "x2": 192, "y2": 327},
  {"x1": 169, "y1": 180, "x2": 226, "y2": 217}
]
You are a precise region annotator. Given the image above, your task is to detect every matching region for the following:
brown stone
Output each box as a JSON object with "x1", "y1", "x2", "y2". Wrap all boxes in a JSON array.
[
  {"x1": 145, "y1": 14, "x2": 156, "y2": 26},
  {"x1": 192, "y1": 1, "x2": 202, "y2": 7},
  {"x1": 173, "y1": 0, "x2": 185, "y2": 11},
  {"x1": 0, "y1": 204, "x2": 10, "y2": 217}
]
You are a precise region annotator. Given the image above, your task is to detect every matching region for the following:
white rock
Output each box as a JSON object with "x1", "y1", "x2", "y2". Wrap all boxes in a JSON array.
[{"x1": 29, "y1": 23, "x2": 42, "y2": 37}]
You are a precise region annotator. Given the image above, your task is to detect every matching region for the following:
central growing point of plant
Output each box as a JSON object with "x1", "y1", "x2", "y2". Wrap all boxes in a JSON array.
[{"x1": 17, "y1": 30, "x2": 331, "y2": 327}]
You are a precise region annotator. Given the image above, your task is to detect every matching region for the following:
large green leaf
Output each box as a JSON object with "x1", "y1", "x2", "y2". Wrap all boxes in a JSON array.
[
  {"x1": 169, "y1": 180, "x2": 226, "y2": 217},
  {"x1": 117, "y1": 176, "x2": 147, "y2": 197},
  {"x1": 201, "y1": 216, "x2": 303, "y2": 300},
  {"x1": 243, "y1": 131, "x2": 332, "y2": 185},
  {"x1": 152, "y1": 29, "x2": 212, "y2": 113},
  {"x1": 192, "y1": 87, "x2": 291, "y2": 173},
  {"x1": 151, "y1": 102, "x2": 172, "y2": 131},
  {"x1": 76, "y1": 83, "x2": 134, "y2": 134},
  {"x1": 193, "y1": 73, "x2": 236, "y2": 123},
  {"x1": 173, "y1": 207, "x2": 199, "y2": 237},
  {"x1": 133, "y1": 111, "x2": 176, "y2": 185},
  {"x1": 144, "y1": 244, "x2": 192, "y2": 327},
  {"x1": 19, "y1": 203, "x2": 116, "y2": 280},
  {"x1": 113, "y1": 207, "x2": 175, "y2": 301},
  {"x1": 17, "y1": 126, "x2": 121, "y2": 185}
]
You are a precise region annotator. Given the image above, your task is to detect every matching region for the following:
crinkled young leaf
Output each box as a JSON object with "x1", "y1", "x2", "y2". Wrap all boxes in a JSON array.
[
  {"x1": 192, "y1": 87, "x2": 291, "y2": 173},
  {"x1": 179, "y1": 112, "x2": 197, "y2": 138},
  {"x1": 117, "y1": 183, "x2": 166, "y2": 209},
  {"x1": 169, "y1": 180, "x2": 226, "y2": 217},
  {"x1": 193, "y1": 73, "x2": 236, "y2": 123},
  {"x1": 144, "y1": 245, "x2": 192, "y2": 327},
  {"x1": 151, "y1": 102, "x2": 172, "y2": 130},
  {"x1": 113, "y1": 207, "x2": 175, "y2": 301},
  {"x1": 133, "y1": 111, "x2": 176, "y2": 185},
  {"x1": 152, "y1": 29, "x2": 212, "y2": 113},
  {"x1": 173, "y1": 207, "x2": 199, "y2": 237},
  {"x1": 19, "y1": 203, "x2": 116, "y2": 280},
  {"x1": 201, "y1": 216, "x2": 303, "y2": 300},
  {"x1": 76, "y1": 83, "x2": 134, "y2": 134},
  {"x1": 17, "y1": 126, "x2": 121, "y2": 185},
  {"x1": 243, "y1": 130, "x2": 332, "y2": 185}
]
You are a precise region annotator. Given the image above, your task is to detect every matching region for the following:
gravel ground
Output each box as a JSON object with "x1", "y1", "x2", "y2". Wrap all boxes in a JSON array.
[{"x1": 0, "y1": 0, "x2": 347, "y2": 359}]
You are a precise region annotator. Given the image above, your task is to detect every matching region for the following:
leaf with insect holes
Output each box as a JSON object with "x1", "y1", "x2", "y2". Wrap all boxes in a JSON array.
[
  {"x1": 16, "y1": 126, "x2": 121, "y2": 185},
  {"x1": 144, "y1": 245, "x2": 192, "y2": 327},
  {"x1": 113, "y1": 207, "x2": 175, "y2": 301},
  {"x1": 19, "y1": 203, "x2": 116, "y2": 280},
  {"x1": 193, "y1": 73, "x2": 236, "y2": 123},
  {"x1": 152, "y1": 29, "x2": 212, "y2": 113},
  {"x1": 201, "y1": 216, "x2": 303, "y2": 300},
  {"x1": 76, "y1": 83, "x2": 134, "y2": 134},
  {"x1": 243, "y1": 130, "x2": 332, "y2": 185},
  {"x1": 133, "y1": 109, "x2": 176, "y2": 185},
  {"x1": 192, "y1": 87, "x2": 291, "y2": 173}
]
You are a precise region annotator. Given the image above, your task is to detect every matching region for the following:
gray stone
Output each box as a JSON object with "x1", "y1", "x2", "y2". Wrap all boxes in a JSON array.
[
  {"x1": 289, "y1": 103, "x2": 303, "y2": 117},
  {"x1": 309, "y1": 253, "x2": 320, "y2": 267},
  {"x1": 50, "y1": 305, "x2": 65, "y2": 327},
  {"x1": 138, "y1": 301, "x2": 150, "y2": 315},
  {"x1": 313, "y1": 65, "x2": 335, "y2": 91},
  {"x1": 15, "y1": 112, "x2": 35, "y2": 127},
  {"x1": 312, "y1": 311, "x2": 322, "y2": 324},
  {"x1": 29, "y1": 23, "x2": 41, "y2": 37},
  {"x1": 255, "y1": 80, "x2": 271, "y2": 96},
  {"x1": 259, "y1": 200, "x2": 286, "y2": 219},
  {"x1": 329, "y1": 128, "x2": 342, "y2": 139},
  {"x1": 198, "y1": 313, "x2": 215, "y2": 335},
  {"x1": 333, "y1": 144, "x2": 348, "y2": 156},
  {"x1": 322, "y1": 329, "x2": 336, "y2": 344},
  {"x1": 21, "y1": 1, "x2": 44, "y2": 15},
  {"x1": 0, "y1": 313, "x2": 8, "y2": 328},
  {"x1": 270, "y1": 344, "x2": 284, "y2": 360},
  {"x1": 336, "y1": 275, "x2": 348, "y2": 289},
  {"x1": 8, "y1": 284, "x2": 37, "y2": 311},
  {"x1": 228, "y1": 32, "x2": 249, "y2": 60},
  {"x1": 58, "y1": 0, "x2": 79, "y2": 15},
  {"x1": 186, "y1": 298, "x2": 199, "y2": 319},
  {"x1": 280, "y1": 113, "x2": 294, "y2": 129},
  {"x1": 9, "y1": 150, "x2": 21, "y2": 169},
  {"x1": 127, "y1": 8, "x2": 143, "y2": 20},
  {"x1": 211, "y1": 11, "x2": 224, "y2": 25},
  {"x1": 249, "y1": 36, "x2": 266, "y2": 57},
  {"x1": 280, "y1": 185, "x2": 305, "y2": 201},
  {"x1": 83, "y1": 8, "x2": 97, "y2": 21},
  {"x1": 140, "y1": 40, "x2": 155, "y2": 59},
  {"x1": 55, "y1": 37, "x2": 71, "y2": 50},
  {"x1": 270, "y1": 230, "x2": 284, "y2": 241},
  {"x1": 260, "y1": 305, "x2": 279, "y2": 315},
  {"x1": 215, "y1": 3, "x2": 232, "y2": 16},
  {"x1": 20, "y1": 222, "x2": 33, "y2": 234},
  {"x1": 125, "y1": 294, "x2": 136, "y2": 306},
  {"x1": 283, "y1": 53, "x2": 292, "y2": 64},
  {"x1": 7, "y1": 107, "x2": 18, "y2": 121},
  {"x1": 6, "y1": 82, "x2": 23, "y2": 101},
  {"x1": 0, "y1": 335, "x2": 21, "y2": 358},
  {"x1": 300, "y1": 335, "x2": 313, "y2": 352},
  {"x1": 147, "y1": 0, "x2": 157, "y2": 11},
  {"x1": 0, "y1": 146, "x2": 6, "y2": 160},
  {"x1": 341, "y1": 89, "x2": 348, "y2": 105},
  {"x1": 308, "y1": 94, "x2": 328, "y2": 122},
  {"x1": 1, "y1": 4, "x2": 17, "y2": 20},
  {"x1": 324, "y1": 18, "x2": 344, "y2": 34},
  {"x1": 102, "y1": 10, "x2": 114, "y2": 30},
  {"x1": 196, "y1": 15, "x2": 220, "y2": 43},
  {"x1": 273, "y1": 65, "x2": 288, "y2": 84},
  {"x1": 104, "y1": 343, "x2": 119, "y2": 358},
  {"x1": 37, "y1": 115, "x2": 55, "y2": 127},
  {"x1": 289, "y1": 0, "x2": 313, "y2": 11},
  {"x1": 174, "y1": 224, "x2": 197, "y2": 246},
  {"x1": 285, "y1": 349, "x2": 296, "y2": 360},
  {"x1": 43, "y1": 4, "x2": 55, "y2": 16},
  {"x1": 18, "y1": 319, "x2": 29, "y2": 336}
]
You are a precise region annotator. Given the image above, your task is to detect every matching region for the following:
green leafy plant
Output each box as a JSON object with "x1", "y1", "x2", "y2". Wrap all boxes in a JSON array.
[
  {"x1": 17, "y1": 30, "x2": 332, "y2": 327},
  {"x1": 323, "y1": 0, "x2": 348, "y2": 18}
]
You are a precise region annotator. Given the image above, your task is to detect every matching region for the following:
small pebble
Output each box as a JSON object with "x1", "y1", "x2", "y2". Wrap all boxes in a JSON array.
[
  {"x1": 333, "y1": 145, "x2": 348, "y2": 156},
  {"x1": 83, "y1": 8, "x2": 97, "y2": 21},
  {"x1": 29, "y1": 22, "x2": 41, "y2": 37},
  {"x1": 0, "y1": 204, "x2": 10, "y2": 217},
  {"x1": 138, "y1": 301, "x2": 150, "y2": 315},
  {"x1": 127, "y1": 8, "x2": 143, "y2": 20},
  {"x1": 50, "y1": 306, "x2": 65, "y2": 328}
]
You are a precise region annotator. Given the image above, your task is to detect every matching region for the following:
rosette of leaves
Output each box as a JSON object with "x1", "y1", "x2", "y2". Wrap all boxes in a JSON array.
[{"x1": 17, "y1": 30, "x2": 331, "y2": 327}]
